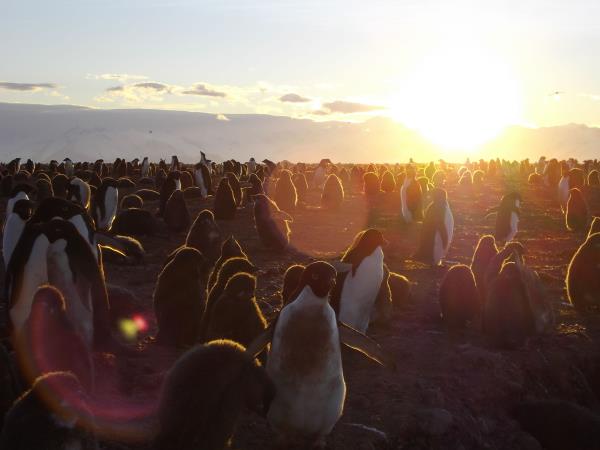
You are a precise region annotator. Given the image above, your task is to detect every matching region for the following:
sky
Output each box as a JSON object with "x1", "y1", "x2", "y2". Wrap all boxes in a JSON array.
[{"x1": 1, "y1": 0, "x2": 600, "y2": 149}]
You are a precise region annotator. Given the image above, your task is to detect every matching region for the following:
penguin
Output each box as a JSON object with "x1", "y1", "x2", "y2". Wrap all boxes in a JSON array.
[
  {"x1": 589, "y1": 216, "x2": 600, "y2": 238},
  {"x1": 154, "y1": 247, "x2": 208, "y2": 348},
  {"x1": 413, "y1": 188, "x2": 454, "y2": 266},
  {"x1": 281, "y1": 264, "x2": 305, "y2": 306},
  {"x1": 141, "y1": 156, "x2": 150, "y2": 178},
  {"x1": 293, "y1": 172, "x2": 308, "y2": 203},
  {"x1": 155, "y1": 168, "x2": 167, "y2": 191},
  {"x1": 470, "y1": 235, "x2": 498, "y2": 302},
  {"x1": 370, "y1": 264, "x2": 393, "y2": 327},
  {"x1": 6, "y1": 184, "x2": 34, "y2": 216},
  {"x1": 330, "y1": 229, "x2": 386, "y2": 333},
  {"x1": 248, "y1": 173, "x2": 265, "y2": 197},
  {"x1": 185, "y1": 209, "x2": 223, "y2": 265},
  {"x1": 7, "y1": 158, "x2": 21, "y2": 175},
  {"x1": 380, "y1": 171, "x2": 396, "y2": 193},
  {"x1": 246, "y1": 261, "x2": 391, "y2": 448},
  {"x1": 180, "y1": 171, "x2": 194, "y2": 190},
  {"x1": 116, "y1": 177, "x2": 136, "y2": 189},
  {"x1": 226, "y1": 171, "x2": 242, "y2": 206},
  {"x1": 363, "y1": 171, "x2": 380, "y2": 196},
  {"x1": 253, "y1": 194, "x2": 292, "y2": 251},
  {"x1": 0, "y1": 371, "x2": 97, "y2": 450},
  {"x1": 135, "y1": 188, "x2": 160, "y2": 202},
  {"x1": 200, "y1": 257, "x2": 257, "y2": 341},
  {"x1": 158, "y1": 170, "x2": 181, "y2": 217},
  {"x1": 35, "y1": 178, "x2": 54, "y2": 202},
  {"x1": 92, "y1": 177, "x2": 118, "y2": 231},
  {"x1": 193, "y1": 162, "x2": 211, "y2": 198},
  {"x1": 120, "y1": 194, "x2": 143, "y2": 210},
  {"x1": 311, "y1": 159, "x2": 329, "y2": 189},
  {"x1": 204, "y1": 273, "x2": 267, "y2": 347},
  {"x1": 558, "y1": 166, "x2": 586, "y2": 212},
  {"x1": 154, "y1": 339, "x2": 275, "y2": 450},
  {"x1": 439, "y1": 264, "x2": 479, "y2": 331},
  {"x1": 588, "y1": 169, "x2": 600, "y2": 186},
  {"x1": 207, "y1": 235, "x2": 247, "y2": 290},
  {"x1": 213, "y1": 177, "x2": 237, "y2": 220},
  {"x1": 111, "y1": 208, "x2": 158, "y2": 236},
  {"x1": 63, "y1": 157, "x2": 74, "y2": 176},
  {"x1": 17, "y1": 285, "x2": 94, "y2": 392},
  {"x1": 273, "y1": 169, "x2": 297, "y2": 214},
  {"x1": 400, "y1": 165, "x2": 423, "y2": 223},
  {"x1": 2, "y1": 198, "x2": 34, "y2": 268},
  {"x1": 163, "y1": 189, "x2": 190, "y2": 233},
  {"x1": 51, "y1": 173, "x2": 69, "y2": 199},
  {"x1": 247, "y1": 157, "x2": 257, "y2": 173},
  {"x1": 67, "y1": 177, "x2": 91, "y2": 210},
  {"x1": 566, "y1": 232, "x2": 600, "y2": 311},
  {"x1": 169, "y1": 155, "x2": 180, "y2": 172},
  {"x1": 565, "y1": 188, "x2": 589, "y2": 231},
  {"x1": 488, "y1": 192, "x2": 521, "y2": 243},
  {"x1": 388, "y1": 271, "x2": 412, "y2": 308},
  {"x1": 431, "y1": 170, "x2": 445, "y2": 187},
  {"x1": 321, "y1": 174, "x2": 344, "y2": 210},
  {"x1": 424, "y1": 161, "x2": 436, "y2": 180}
]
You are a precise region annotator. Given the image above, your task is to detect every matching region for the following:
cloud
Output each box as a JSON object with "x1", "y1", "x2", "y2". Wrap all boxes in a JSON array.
[
  {"x1": 133, "y1": 82, "x2": 171, "y2": 92},
  {"x1": 280, "y1": 93, "x2": 311, "y2": 103},
  {"x1": 86, "y1": 73, "x2": 148, "y2": 82},
  {"x1": 319, "y1": 100, "x2": 385, "y2": 114},
  {"x1": 106, "y1": 86, "x2": 125, "y2": 92},
  {"x1": 97, "y1": 81, "x2": 174, "y2": 103},
  {"x1": 216, "y1": 114, "x2": 230, "y2": 121},
  {"x1": 182, "y1": 83, "x2": 227, "y2": 98},
  {"x1": 0, "y1": 82, "x2": 58, "y2": 92}
]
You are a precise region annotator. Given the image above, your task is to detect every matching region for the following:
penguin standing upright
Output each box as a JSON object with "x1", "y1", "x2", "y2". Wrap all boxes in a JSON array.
[
  {"x1": 400, "y1": 165, "x2": 423, "y2": 223},
  {"x1": 566, "y1": 232, "x2": 600, "y2": 311},
  {"x1": 321, "y1": 174, "x2": 344, "y2": 210},
  {"x1": 141, "y1": 156, "x2": 150, "y2": 178},
  {"x1": 63, "y1": 158, "x2": 74, "y2": 177},
  {"x1": 6, "y1": 184, "x2": 34, "y2": 216},
  {"x1": 330, "y1": 229, "x2": 386, "y2": 333},
  {"x1": 312, "y1": 159, "x2": 329, "y2": 189},
  {"x1": 158, "y1": 171, "x2": 180, "y2": 217},
  {"x1": 92, "y1": 177, "x2": 118, "y2": 231},
  {"x1": 2, "y1": 198, "x2": 34, "y2": 267},
  {"x1": 193, "y1": 162, "x2": 211, "y2": 198},
  {"x1": 439, "y1": 264, "x2": 479, "y2": 330},
  {"x1": 413, "y1": 188, "x2": 454, "y2": 266},
  {"x1": 470, "y1": 234, "x2": 498, "y2": 301},
  {"x1": 185, "y1": 209, "x2": 222, "y2": 265},
  {"x1": 246, "y1": 261, "x2": 390, "y2": 448},
  {"x1": 565, "y1": 188, "x2": 589, "y2": 231},
  {"x1": 213, "y1": 177, "x2": 237, "y2": 220},
  {"x1": 274, "y1": 170, "x2": 297, "y2": 214},
  {"x1": 207, "y1": 236, "x2": 247, "y2": 290},
  {"x1": 163, "y1": 190, "x2": 190, "y2": 233},
  {"x1": 170, "y1": 155, "x2": 180, "y2": 172},
  {"x1": 488, "y1": 192, "x2": 521, "y2": 243},
  {"x1": 68, "y1": 177, "x2": 91, "y2": 210},
  {"x1": 253, "y1": 194, "x2": 292, "y2": 251}
]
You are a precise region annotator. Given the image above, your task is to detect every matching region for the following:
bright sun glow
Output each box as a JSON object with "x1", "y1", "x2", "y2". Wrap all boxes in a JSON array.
[{"x1": 390, "y1": 42, "x2": 523, "y2": 153}]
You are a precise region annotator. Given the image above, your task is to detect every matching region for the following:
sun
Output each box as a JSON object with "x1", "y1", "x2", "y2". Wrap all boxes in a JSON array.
[{"x1": 389, "y1": 42, "x2": 523, "y2": 155}]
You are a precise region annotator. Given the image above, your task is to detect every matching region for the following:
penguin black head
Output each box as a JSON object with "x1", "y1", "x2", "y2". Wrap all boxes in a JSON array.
[
  {"x1": 342, "y1": 228, "x2": 387, "y2": 266},
  {"x1": 9, "y1": 183, "x2": 36, "y2": 199},
  {"x1": 431, "y1": 188, "x2": 448, "y2": 204},
  {"x1": 173, "y1": 247, "x2": 207, "y2": 275},
  {"x1": 475, "y1": 234, "x2": 498, "y2": 255},
  {"x1": 12, "y1": 199, "x2": 35, "y2": 221},
  {"x1": 42, "y1": 219, "x2": 81, "y2": 243},
  {"x1": 299, "y1": 261, "x2": 336, "y2": 298},
  {"x1": 31, "y1": 197, "x2": 86, "y2": 223},
  {"x1": 224, "y1": 272, "x2": 256, "y2": 299},
  {"x1": 167, "y1": 171, "x2": 181, "y2": 181}
]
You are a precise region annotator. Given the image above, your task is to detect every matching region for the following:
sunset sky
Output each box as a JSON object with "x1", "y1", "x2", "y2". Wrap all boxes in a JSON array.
[{"x1": 2, "y1": 0, "x2": 599, "y2": 149}]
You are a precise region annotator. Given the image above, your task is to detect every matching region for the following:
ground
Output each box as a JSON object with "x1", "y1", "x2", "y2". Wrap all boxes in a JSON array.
[{"x1": 6, "y1": 171, "x2": 600, "y2": 450}]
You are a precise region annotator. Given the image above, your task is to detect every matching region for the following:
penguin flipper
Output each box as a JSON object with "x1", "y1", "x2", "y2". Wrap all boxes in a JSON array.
[{"x1": 338, "y1": 321, "x2": 395, "y2": 369}]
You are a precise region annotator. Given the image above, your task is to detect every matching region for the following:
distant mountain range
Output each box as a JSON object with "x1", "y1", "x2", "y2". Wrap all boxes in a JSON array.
[{"x1": 0, "y1": 102, "x2": 598, "y2": 163}]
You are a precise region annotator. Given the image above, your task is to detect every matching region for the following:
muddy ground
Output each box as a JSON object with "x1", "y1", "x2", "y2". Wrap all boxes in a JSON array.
[{"x1": 5, "y1": 171, "x2": 600, "y2": 450}]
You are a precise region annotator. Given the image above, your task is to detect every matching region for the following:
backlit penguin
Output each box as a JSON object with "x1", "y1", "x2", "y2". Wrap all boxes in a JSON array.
[
  {"x1": 566, "y1": 232, "x2": 600, "y2": 311},
  {"x1": 248, "y1": 173, "x2": 264, "y2": 197},
  {"x1": 425, "y1": 161, "x2": 436, "y2": 180},
  {"x1": 155, "y1": 340, "x2": 274, "y2": 450},
  {"x1": 186, "y1": 209, "x2": 222, "y2": 265},
  {"x1": 7, "y1": 158, "x2": 21, "y2": 175},
  {"x1": 111, "y1": 208, "x2": 158, "y2": 236},
  {"x1": 92, "y1": 177, "x2": 118, "y2": 231},
  {"x1": 312, "y1": 159, "x2": 329, "y2": 189},
  {"x1": 589, "y1": 216, "x2": 600, "y2": 238},
  {"x1": 180, "y1": 171, "x2": 193, "y2": 189},
  {"x1": 293, "y1": 172, "x2": 308, "y2": 203},
  {"x1": 226, "y1": 172, "x2": 242, "y2": 206},
  {"x1": 154, "y1": 247, "x2": 208, "y2": 348},
  {"x1": 158, "y1": 171, "x2": 180, "y2": 217},
  {"x1": 281, "y1": 264, "x2": 305, "y2": 306},
  {"x1": 135, "y1": 188, "x2": 160, "y2": 202},
  {"x1": 380, "y1": 171, "x2": 396, "y2": 193},
  {"x1": 488, "y1": 192, "x2": 521, "y2": 243},
  {"x1": 470, "y1": 235, "x2": 498, "y2": 302},
  {"x1": 35, "y1": 178, "x2": 53, "y2": 202},
  {"x1": 170, "y1": 155, "x2": 180, "y2": 172},
  {"x1": 253, "y1": 194, "x2": 292, "y2": 251},
  {"x1": 246, "y1": 261, "x2": 390, "y2": 448},
  {"x1": 388, "y1": 271, "x2": 412, "y2": 308},
  {"x1": 363, "y1": 171, "x2": 380, "y2": 196},
  {"x1": 193, "y1": 162, "x2": 212, "y2": 198},
  {"x1": 439, "y1": 264, "x2": 479, "y2": 331},
  {"x1": 274, "y1": 169, "x2": 297, "y2": 214},
  {"x1": 17, "y1": 286, "x2": 94, "y2": 392},
  {"x1": 51, "y1": 174, "x2": 69, "y2": 198},
  {"x1": 213, "y1": 177, "x2": 237, "y2": 220},
  {"x1": 141, "y1": 156, "x2": 150, "y2": 178},
  {"x1": 163, "y1": 190, "x2": 190, "y2": 233},
  {"x1": 2, "y1": 198, "x2": 34, "y2": 267},
  {"x1": 200, "y1": 257, "x2": 257, "y2": 340},
  {"x1": 63, "y1": 157, "x2": 74, "y2": 176},
  {"x1": 247, "y1": 157, "x2": 257, "y2": 173},
  {"x1": 208, "y1": 236, "x2": 247, "y2": 290},
  {"x1": 7, "y1": 184, "x2": 34, "y2": 216},
  {"x1": 565, "y1": 188, "x2": 589, "y2": 231},
  {"x1": 120, "y1": 194, "x2": 143, "y2": 209},
  {"x1": 204, "y1": 273, "x2": 267, "y2": 348},
  {"x1": 321, "y1": 174, "x2": 344, "y2": 210},
  {"x1": 558, "y1": 166, "x2": 586, "y2": 212},
  {"x1": 400, "y1": 165, "x2": 423, "y2": 223},
  {"x1": 413, "y1": 188, "x2": 454, "y2": 266},
  {"x1": 588, "y1": 169, "x2": 600, "y2": 186},
  {"x1": 155, "y1": 169, "x2": 167, "y2": 191},
  {"x1": 330, "y1": 229, "x2": 386, "y2": 333},
  {"x1": 0, "y1": 372, "x2": 97, "y2": 450},
  {"x1": 68, "y1": 177, "x2": 91, "y2": 210},
  {"x1": 432, "y1": 170, "x2": 445, "y2": 187}
]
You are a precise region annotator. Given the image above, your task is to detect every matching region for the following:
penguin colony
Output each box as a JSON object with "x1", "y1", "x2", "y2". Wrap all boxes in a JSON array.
[{"x1": 0, "y1": 154, "x2": 599, "y2": 450}]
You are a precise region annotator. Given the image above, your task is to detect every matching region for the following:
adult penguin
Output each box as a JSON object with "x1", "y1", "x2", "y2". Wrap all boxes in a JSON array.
[
  {"x1": 558, "y1": 166, "x2": 586, "y2": 212},
  {"x1": 163, "y1": 190, "x2": 190, "y2": 233},
  {"x1": 92, "y1": 177, "x2": 118, "y2": 231},
  {"x1": 400, "y1": 165, "x2": 423, "y2": 223},
  {"x1": 207, "y1": 235, "x2": 247, "y2": 290},
  {"x1": 154, "y1": 247, "x2": 208, "y2": 348},
  {"x1": 312, "y1": 159, "x2": 329, "y2": 189},
  {"x1": 158, "y1": 170, "x2": 180, "y2": 217},
  {"x1": 487, "y1": 192, "x2": 521, "y2": 244},
  {"x1": 35, "y1": 178, "x2": 53, "y2": 202},
  {"x1": 330, "y1": 229, "x2": 386, "y2": 333},
  {"x1": 2, "y1": 198, "x2": 34, "y2": 267},
  {"x1": 51, "y1": 173, "x2": 69, "y2": 199},
  {"x1": 273, "y1": 169, "x2": 297, "y2": 214},
  {"x1": 68, "y1": 177, "x2": 91, "y2": 210},
  {"x1": 141, "y1": 156, "x2": 150, "y2": 178},
  {"x1": 204, "y1": 273, "x2": 267, "y2": 348},
  {"x1": 565, "y1": 188, "x2": 589, "y2": 231},
  {"x1": 6, "y1": 184, "x2": 34, "y2": 216},
  {"x1": 253, "y1": 194, "x2": 292, "y2": 251},
  {"x1": 193, "y1": 162, "x2": 212, "y2": 198},
  {"x1": 413, "y1": 188, "x2": 454, "y2": 266},
  {"x1": 213, "y1": 177, "x2": 237, "y2": 220},
  {"x1": 246, "y1": 261, "x2": 391, "y2": 449},
  {"x1": 321, "y1": 174, "x2": 344, "y2": 210},
  {"x1": 566, "y1": 232, "x2": 600, "y2": 311}
]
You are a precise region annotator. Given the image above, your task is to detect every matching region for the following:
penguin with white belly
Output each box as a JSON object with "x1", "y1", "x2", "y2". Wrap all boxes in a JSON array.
[
  {"x1": 193, "y1": 162, "x2": 213, "y2": 198},
  {"x1": 487, "y1": 192, "x2": 521, "y2": 244},
  {"x1": 413, "y1": 188, "x2": 454, "y2": 266},
  {"x1": 6, "y1": 184, "x2": 35, "y2": 216},
  {"x1": 92, "y1": 177, "x2": 118, "y2": 231},
  {"x1": 67, "y1": 177, "x2": 91, "y2": 210},
  {"x1": 2, "y1": 199, "x2": 34, "y2": 268},
  {"x1": 329, "y1": 229, "x2": 386, "y2": 334},
  {"x1": 246, "y1": 261, "x2": 392, "y2": 449},
  {"x1": 141, "y1": 156, "x2": 150, "y2": 178},
  {"x1": 400, "y1": 165, "x2": 423, "y2": 223}
]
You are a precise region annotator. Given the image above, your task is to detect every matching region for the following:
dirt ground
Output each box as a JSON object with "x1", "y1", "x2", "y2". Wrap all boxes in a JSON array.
[{"x1": 4, "y1": 168, "x2": 600, "y2": 450}]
